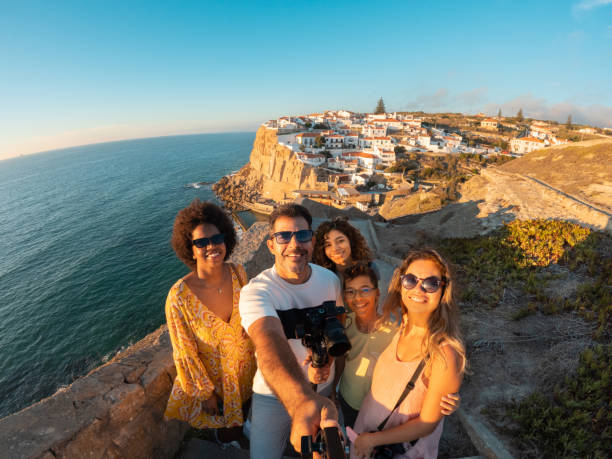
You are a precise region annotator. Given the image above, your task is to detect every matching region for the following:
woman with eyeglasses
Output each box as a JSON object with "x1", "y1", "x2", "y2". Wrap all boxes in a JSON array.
[
  {"x1": 334, "y1": 263, "x2": 459, "y2": 431},
  {"x1": 333, "y1": 263, "x2": 399, "y2": 429},
  {"x1": 313, "y1": 217, "x2": 379, "y2": 282},
  {"x1": 164, "y1": 199, "x2": 256, "y2": 447},
  {"x1": 350, "y1": 248, "x2": 466, "y2": 459}
]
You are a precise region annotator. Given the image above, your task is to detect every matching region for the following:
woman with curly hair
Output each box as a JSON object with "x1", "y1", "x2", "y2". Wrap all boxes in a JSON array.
[
  {"x1": 313, "y1": 217, "x2": 378, "y2": 281},
  {"x1": 164, "y1": 199, "x2": 255, "y2": 446},
  {"x1": 350, "y1": 248, "x2": 466, "y2": 459}
]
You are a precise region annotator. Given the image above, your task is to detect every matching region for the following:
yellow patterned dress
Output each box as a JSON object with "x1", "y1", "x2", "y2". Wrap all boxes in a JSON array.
[{"x1": 164, "y1": 263, "x2": 256, "y2": 429}]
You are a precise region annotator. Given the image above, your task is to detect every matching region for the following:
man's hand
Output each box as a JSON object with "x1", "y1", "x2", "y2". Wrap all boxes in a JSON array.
[
  {"x1": 303, "y1": 353, "x2": 333, "y2": 385},
  {"x1": 289, "y1": 394, "x2": 339, "y2": 453}
]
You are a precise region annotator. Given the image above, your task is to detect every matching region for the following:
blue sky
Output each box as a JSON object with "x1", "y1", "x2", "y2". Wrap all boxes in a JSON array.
[{"x1": 1, "y1": 0, "x2": 611, "y2": 159}]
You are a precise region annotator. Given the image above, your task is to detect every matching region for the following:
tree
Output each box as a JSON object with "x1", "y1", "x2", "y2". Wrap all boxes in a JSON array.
[
  {"x1": 566, "y1": 114, "x2": 572, "y2": 129},
  {"x1": 374, "y1": 97, "x2": 386, "y2": 114},
  {"x1": 497, "y1": 108, "x2": 502, "y2": 118},
  {"x1": 516, "y1": 108, "x2": 524, "y2": 122},
  {"x1": 314, "y1": 136, "x2": 325, "y2": 148}
]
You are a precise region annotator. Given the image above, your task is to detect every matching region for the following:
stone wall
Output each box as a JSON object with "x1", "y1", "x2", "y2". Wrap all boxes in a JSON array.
[
  {"x1": 0, "y1": 223, "x2": 272, "y2": 459},
  {"x1": 0, "y1": 326, "x2": 187, "y2": 459}
]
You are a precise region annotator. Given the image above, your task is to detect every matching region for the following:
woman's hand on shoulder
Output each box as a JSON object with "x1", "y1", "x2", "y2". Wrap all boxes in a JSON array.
[{"x1": 441, "y1": 392, "x2": 460, "y2": 415}]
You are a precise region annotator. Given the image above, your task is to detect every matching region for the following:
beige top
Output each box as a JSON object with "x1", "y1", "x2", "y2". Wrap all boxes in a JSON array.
[
  {"x1": 351, "y1": 332, "x2": 443, "y2": 459},
  {"x1": 339, "y1": 313, "x2": 398, "y2": 410}
]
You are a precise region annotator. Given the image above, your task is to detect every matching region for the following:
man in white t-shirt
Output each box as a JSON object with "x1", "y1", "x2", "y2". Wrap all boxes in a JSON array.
[{"x1": 239, "y1": 203, "x2": 343, "y2": 459}]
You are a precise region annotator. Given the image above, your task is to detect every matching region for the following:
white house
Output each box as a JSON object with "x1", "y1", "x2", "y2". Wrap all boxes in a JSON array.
[
  {"x1": 295, "y1": 152, "x2": 325, "y2": 166},
  {"x1": 374, "y1": 118, "x2": 403, "y2": 132},
  {"x1": 362, "y1": 124, "x2": 387, "y2": 137},
  {"x1": 359, "y1": 136, "x2": 392, "y2": 150},
  {"x1": 343, "y1": 134, "x2": 359, "y2": 148},
  {"x1": 529, "y1": 125, "x2": 552, "y2": 140},
  {"x1": 373, "y1": 146, "x2": 396, "y2": 165},
  {"x1": 325, "y1": 134, "x2": 344, "y2": 149},
  {"x1": 443, "y1": 136, "x2": 461, "y2": 149},
  {"x1": 337, "y1": 110, "x2": 353, "y2": 118},
  {"x1": 510, "y1": 136, "x2": 545, "y2": 154},
  {"x1": 343, "y1": 151, "x2": 379, "y2": 170},
  {"x1": 341, "y1": 159, "x2": 358, "y2": 173},
  {"x1": 404, "y1": 119, "x2": 422, "y2": 129},
  {"x1": 351, "y1": 173, "x2": 368, "y2": 186},
  {"x1": 417, "y1": 135, "x2": 431, "y2": 147},
  {"x1": 295, "y1": 132, "x2": 319, "y2": 146},
  {"x1": 480, "y1": 118, "x2": 498, "y2": 129}
]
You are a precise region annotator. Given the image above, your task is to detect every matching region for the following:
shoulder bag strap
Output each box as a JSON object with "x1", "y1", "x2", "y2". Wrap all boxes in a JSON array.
[{"x1": 376, "y1": 358, "x2": 427, "y2": 432}]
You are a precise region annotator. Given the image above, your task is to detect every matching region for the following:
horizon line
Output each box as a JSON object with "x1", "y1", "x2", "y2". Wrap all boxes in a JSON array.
[{"x1": 0, "y1": 128, "x2": 259, "y2": 163}]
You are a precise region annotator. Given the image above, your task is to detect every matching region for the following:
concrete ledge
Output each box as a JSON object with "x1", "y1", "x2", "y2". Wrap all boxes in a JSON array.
[{"x1": 457, "y1": 410, "x2": 515, "y2": 459}]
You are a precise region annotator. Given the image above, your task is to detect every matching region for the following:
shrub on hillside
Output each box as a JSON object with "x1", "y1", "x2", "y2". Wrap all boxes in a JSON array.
[
  {"x1": 506, "y1": 344, "x2": 611, "y2": 458},
  {"x1": 434, "y1": 220, "x2": 610, "y2": 333}
]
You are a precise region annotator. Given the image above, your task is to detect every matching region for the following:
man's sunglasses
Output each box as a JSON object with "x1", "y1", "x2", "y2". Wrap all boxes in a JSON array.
[
  {"x1": 400, "y1": 273, "x2": 445, "y2": 293},
  {"x1": 192, "y1": 233, "x2": 225, "y2": 248},
  {"x1": 271, "y1": 229, "x2": 314, "y2": 244}
]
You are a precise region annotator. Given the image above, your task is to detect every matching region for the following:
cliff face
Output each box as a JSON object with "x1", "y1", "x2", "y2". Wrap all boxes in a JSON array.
[{"x1": 214, "y1": 127, "x2": 327, "y2": 208}]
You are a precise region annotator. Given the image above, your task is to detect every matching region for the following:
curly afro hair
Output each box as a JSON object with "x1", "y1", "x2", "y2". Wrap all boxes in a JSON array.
[
  {"x1": 171, "y1": 199, "x2": 237, "y2": 271},
  {"x1": 312, "y1": 217, "x2": 373, "y2": 271}
]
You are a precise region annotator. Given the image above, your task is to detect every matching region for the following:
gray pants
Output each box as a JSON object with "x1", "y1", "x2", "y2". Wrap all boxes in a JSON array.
[{"x1": 250, "y1": 393, "x2": 292, "y2": 459}]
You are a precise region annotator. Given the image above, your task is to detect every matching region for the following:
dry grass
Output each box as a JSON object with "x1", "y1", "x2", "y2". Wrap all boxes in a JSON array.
[{"x1": 499, "y1": 139, "x2": 612, "y2": 212}]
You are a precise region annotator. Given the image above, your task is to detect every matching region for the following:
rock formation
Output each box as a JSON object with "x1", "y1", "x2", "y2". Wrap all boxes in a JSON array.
[{"x1": 213, "y1": 126, "x2": 327, "y2": 209}]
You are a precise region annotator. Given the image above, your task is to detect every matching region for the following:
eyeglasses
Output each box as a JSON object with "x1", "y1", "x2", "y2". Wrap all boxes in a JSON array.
[
  {"x1": 271, "y1": 229, "x2": 314, "y2": 244},
  {"x1": 344, "y1": 287, "x2": 377, "y2": 299},
  {"x1": 192, "y1": 233, "x2": 225, "y2": 248},
  {"x1": 400, "y1": 273, "x2": 445, "y2": 293}
]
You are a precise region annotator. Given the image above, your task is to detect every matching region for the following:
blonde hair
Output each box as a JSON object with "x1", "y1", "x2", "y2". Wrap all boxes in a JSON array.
[{"x1": 381, "y1": 248, "x2": 466, "y2": 373}]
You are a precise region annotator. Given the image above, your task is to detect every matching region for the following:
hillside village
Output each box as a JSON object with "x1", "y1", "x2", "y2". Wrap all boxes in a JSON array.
[{"x1": 259, "y1": 105, "x2": 604, "y2": 217}]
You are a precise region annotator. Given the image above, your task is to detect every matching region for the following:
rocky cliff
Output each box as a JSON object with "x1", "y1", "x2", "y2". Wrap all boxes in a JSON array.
[{"x1": 213, "y1": 126, "x2": 327, "y2": 208}]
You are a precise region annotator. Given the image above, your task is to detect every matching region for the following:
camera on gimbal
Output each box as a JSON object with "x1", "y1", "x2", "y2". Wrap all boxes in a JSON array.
[
  {"x1": 278, "y1": 300, "x2": 352, "y2": 369},
  {"x1": 301, "y1": 426, "x2": 347, "y2": 459}
]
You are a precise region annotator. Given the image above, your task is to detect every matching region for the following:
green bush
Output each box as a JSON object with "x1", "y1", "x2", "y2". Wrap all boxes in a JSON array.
[
  {"x1": 506, "y1": 345, "x2": 611, "y2": 458},
  {"x1": 433, "y1": 220, "x2": 610, "y2": 333}
]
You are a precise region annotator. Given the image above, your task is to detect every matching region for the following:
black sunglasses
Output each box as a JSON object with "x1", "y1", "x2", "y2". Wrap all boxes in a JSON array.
[
  {"x1": 400, "y1": 273, "x2": 445, "y2": 293},
  {"x1": 271, "y1": 229, "x2": 314, "y2": 244},
  {"x1": 192, "y1": 233, "x2": 225, "y2": 248}
]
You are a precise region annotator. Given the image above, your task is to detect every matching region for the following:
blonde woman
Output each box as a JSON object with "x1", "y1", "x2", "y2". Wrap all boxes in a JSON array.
[{"x1": 351, "y1": 249, "x2": 466, "y2": 459}]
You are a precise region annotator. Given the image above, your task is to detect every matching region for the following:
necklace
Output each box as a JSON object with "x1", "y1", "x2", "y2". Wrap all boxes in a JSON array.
[{"x1": 197, "y1": 269, "x2": 226, "y2": 294}]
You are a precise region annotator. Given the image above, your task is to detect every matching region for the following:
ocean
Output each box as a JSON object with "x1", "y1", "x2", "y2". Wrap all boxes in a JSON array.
[{"x1": 0, "y1": 132, "x2": 255, "y2": 418}]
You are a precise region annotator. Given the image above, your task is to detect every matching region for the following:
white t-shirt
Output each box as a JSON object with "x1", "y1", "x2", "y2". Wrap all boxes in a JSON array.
[{"x1": 239, "y1": 263, "x2": 344, "y2": 396}]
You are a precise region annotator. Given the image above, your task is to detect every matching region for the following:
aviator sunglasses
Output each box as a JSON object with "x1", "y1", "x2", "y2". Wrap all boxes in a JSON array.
[
  {"x1": 271, "y1": 229, "x2": 314, "y2": 244},
  {"x1": 400, "y1": 273, "x2": 445, "y2": 293},
  {"x1": 192, "y1": 233, "x2": 225, "y2": 248}
]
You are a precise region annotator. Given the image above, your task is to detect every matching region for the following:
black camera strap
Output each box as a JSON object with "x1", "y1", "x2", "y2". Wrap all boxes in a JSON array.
[{"x1": 376, "y1": 358, "x2": 426, "y2": 432}]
